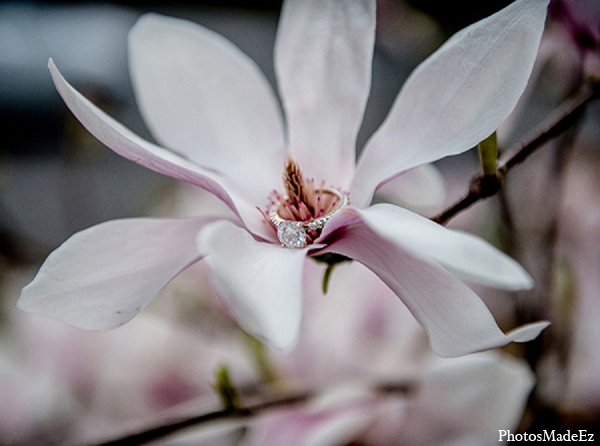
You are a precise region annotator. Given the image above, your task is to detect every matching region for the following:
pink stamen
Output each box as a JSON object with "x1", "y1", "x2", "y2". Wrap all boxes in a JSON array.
[
  {"x1": 263, "y1": 159, "x2": 349, "y2": 246},
  {"x1": 298, "y1": 201, "x2": 312, "y2": 221}
]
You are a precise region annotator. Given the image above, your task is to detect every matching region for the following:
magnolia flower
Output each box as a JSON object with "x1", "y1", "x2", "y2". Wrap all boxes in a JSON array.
[{"x1": 20, "y1": 0, "x2": 550, "y2": 356}]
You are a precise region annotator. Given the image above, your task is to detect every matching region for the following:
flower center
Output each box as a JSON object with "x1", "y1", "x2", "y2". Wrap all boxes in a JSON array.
[{"x1": 263, "y1": 157, "x2": 348, "y2": 248}]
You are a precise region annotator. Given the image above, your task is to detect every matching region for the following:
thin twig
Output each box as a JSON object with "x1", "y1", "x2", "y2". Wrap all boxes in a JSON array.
[
  {"x1": 432, "y1": 84, "x2": 598, "y2": 225},
  {"x1": 92, "y1": 380, "x2": 416, "y2": 446},
  {"x1": 94, "y1": 393, "x2": 309, "y2": 446}
]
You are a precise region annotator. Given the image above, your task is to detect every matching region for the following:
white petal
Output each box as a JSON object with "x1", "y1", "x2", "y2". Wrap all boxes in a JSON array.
[
  {"x1": 18, "y1": 217, "x2": 211, "y2": 329},
  {"x1": 197, "y1": 221, "x2": 307, "y2": 350},
  {"x1": 374, "y1": 164, "x2": 445, "y2": 215},
  {"x1": 49, "y1": 59, "x2": 272, "y2": 240},
  {"x1": 411, "y1": 352, "x2": 535, "y2": 441},
  {"x1": 356, "y1": 204, "x2": 533, "y2": 290},
  {"x1": 275, "y1": 0, "x2": 376, "y2": 187},
  {"x1": 352, "y1": 0, "x2": 549, "y2": 207},
  {"x1": 323, "y1": 221, "x2": 549, "y2": 357},
  {"x1": 129, "y1": 14, "x2": 286, "y2": 199}
]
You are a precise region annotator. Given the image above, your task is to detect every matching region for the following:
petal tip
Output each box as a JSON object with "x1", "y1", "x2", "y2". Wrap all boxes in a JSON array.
[
  {"x1": 508, "y1": 320, "x2": 551, "y2": 343},
  {"x1": 509, "y1": 269, "x2": 535, "y2": 291},
  {"x1": 269, "y1": 329, "x2": 300, "y2": 353},
  {"x1": 15, "y1": 291, "x2": 32, "y2": 313}
]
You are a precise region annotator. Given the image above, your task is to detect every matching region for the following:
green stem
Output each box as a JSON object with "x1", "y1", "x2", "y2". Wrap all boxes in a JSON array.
[
  {"x1": 214, "y1": 365, "x2": 240, "y2": 410},
  {"x1": 243, "y1": 333, "x2": 279, "y2": 383},
  {"x1": 311, "y1": 253, "x2": 352, "y2": 294},
  {"x1": 478, "y1": 131, "x2": 498, "y2": 176}
]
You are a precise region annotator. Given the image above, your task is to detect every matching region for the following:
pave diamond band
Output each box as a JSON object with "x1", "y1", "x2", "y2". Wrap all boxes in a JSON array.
[{"x1": 269, "y1": 187, "x2": 348, "y2": 248}]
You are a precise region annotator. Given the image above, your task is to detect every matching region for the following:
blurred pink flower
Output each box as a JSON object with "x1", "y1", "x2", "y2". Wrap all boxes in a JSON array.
[
  {"x1": 4, "y1": 298, "x2": 255, "y2": 444},
  {"x1": 237, "y1": 261, "x2": 537, "y2": 445},
  {"x1": 244, "y1": 353, "x2": 535, "y2": 446},
  {"x1": 20, "y1": 0, "x2": 550, "y2": 356},
  {"x1": 548, "y1": 0, "x2": 600, "y2": 80}
]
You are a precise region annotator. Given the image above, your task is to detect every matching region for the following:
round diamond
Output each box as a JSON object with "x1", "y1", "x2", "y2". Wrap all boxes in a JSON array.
[{"x1": 277, "y1": 221, "x2": 307, "y2": 248}]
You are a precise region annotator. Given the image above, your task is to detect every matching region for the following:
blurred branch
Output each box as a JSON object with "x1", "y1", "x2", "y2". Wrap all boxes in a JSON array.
[
  {"x1": 432, "y1": 83, "x2": 599, "y2": 225},
  {"x1": 93, "y1": 380, "x2": 417, "y2": 446}
]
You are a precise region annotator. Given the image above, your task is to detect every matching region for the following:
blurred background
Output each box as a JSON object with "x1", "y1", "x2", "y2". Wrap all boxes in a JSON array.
[{"x1": 1, "y1": 0, "x2": 600, "y2": 444}]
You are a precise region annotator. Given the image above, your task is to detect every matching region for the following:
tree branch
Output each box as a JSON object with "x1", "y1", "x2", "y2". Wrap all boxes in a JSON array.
[
  {"x1": 432, "y1": 84, "x2": 598, "y2": 225},
  {"x1": 92, "y1": 380, "x2": 416, "y2": 446}
]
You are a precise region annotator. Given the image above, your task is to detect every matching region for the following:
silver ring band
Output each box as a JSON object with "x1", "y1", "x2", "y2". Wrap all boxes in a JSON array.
[{"x1": 269, "y1": 187, "x2": 347, "y2": 230}]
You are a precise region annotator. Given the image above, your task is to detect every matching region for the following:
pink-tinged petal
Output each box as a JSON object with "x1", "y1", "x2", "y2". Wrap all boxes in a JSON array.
[
  {"x1": 352, "y1": 0, "x2": 549, "y2": 207},
  {"x1": 49, "y1": 60, "x2": 272, "y2": 240},
  {"x1": 129, "y1": 14, "x2": 285, "y2": 199},
  {"x1": 18, "y1": 217, "x2": 214, "y2": 330},
  {"x1": 374, "y1": 164, "x2": 445, "y2": 215},
  {"x1": 323, "y1": 221, "x2": 549, "y2": 357},
  {"x1": 274, "y1": 0, "x2": 376, "y2": 187},
  {"x1": 355, "y1": 204, "x2": 533, "y2": 290},
  {"x1": 197, "y1": 221, "x2": 307, "y2": 350},
  {"x1": 314, "y1": 206, "x2": 362, "y2": 244}
]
